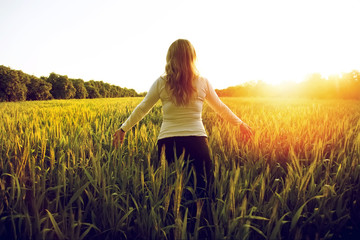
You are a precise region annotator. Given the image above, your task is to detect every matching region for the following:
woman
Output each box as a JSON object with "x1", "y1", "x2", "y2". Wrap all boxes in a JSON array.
[{"x1": 113, "y1": 39, "x2": 253, "y2": 190}]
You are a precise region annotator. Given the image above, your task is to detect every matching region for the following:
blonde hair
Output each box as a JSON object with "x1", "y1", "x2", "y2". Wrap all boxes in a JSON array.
[{"x1": 164, "y1": 39, "x2": 199, "y2": 106}]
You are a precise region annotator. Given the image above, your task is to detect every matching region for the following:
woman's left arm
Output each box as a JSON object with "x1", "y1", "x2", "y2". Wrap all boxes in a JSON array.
[
  {"x1": 204, "y1": 78, "x2": 253, "y2": 139},
  {"x1": 113, "y1": 78, "x2": 161, "y2": 148}
]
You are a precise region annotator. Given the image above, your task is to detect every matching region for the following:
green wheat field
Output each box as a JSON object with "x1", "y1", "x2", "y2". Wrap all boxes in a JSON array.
[{"x1": 1, "y1": 97, "x2": 360, "y2": 240}]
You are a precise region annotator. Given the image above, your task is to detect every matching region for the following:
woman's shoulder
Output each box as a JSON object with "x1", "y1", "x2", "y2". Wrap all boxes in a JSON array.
[
  {"x1": 150, "y1": 76, "x2": 166, "y2": 88},
  {"x1": 156, "y1": 76, "x2": 170, "y2": 99},
  {"x1": 157, "y1": 75, "x2": 167, "y2": 85},
  {"x1": 196, "y1": 76, "x2": 211, "y2": 89},
  {"x1": 198, "y1": 75, "x2": 211, "y2": 83}
]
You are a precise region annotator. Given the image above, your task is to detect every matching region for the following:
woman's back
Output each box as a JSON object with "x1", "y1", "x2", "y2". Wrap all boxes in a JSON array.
[{"x1": 158, "y1": 76, "x2": 208, "y2": 139}]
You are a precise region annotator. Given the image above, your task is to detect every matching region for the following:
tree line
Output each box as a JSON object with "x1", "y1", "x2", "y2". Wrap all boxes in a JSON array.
[
  {"x1": 216, "y1": 70, "x2": 360, "y2": 99},
  {"x1": 0, "y1": 65, "x2": 144, "y2": 102},
  {"x1": 2, "y1": 65, "x2": 359, "y2": 102}
]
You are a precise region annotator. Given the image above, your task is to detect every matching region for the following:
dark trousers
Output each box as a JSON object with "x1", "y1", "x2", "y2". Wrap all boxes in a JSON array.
[
  {"x1": 158, "y1": 136, "x2": 214, "y2": 237},
  {"x1": 157, "y1": 136, "x2": 213, "y2": 191}
]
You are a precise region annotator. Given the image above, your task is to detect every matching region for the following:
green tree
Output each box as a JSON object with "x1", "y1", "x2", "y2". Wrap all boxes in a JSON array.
[
  {"x1": 96, "y1": 81, "x2": 106, "y2": 97},
  {"x1": 71, "y1": 78, "x2": 88, "y2": 99},
  {"x1": 47, "y1": 73, "x2": 76, "y2": 99},
  {"x1": 84, "y1": 81, "x2": 101, "y2": 98},
  {"x1": 103, "y1": 82, "x2": 111, "y2": 98},
  {"x1": 26, "y1": 76, "x2": 52, "y2": 100},
  {"x1": 122, "y1": 87, "x2": 137, "y2": 97},
  {"x1": 0, "y1": 65, "x2": 28, "y2": 101},
  {"x1": 109, "y1": 85, "x2": 119, "y2": 97}
]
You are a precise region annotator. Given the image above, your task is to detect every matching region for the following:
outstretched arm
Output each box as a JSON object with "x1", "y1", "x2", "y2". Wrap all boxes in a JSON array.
[
  {"x1": 204, "y1": 78, "x2": 253, "y2": 139},
  {"x1": 113, "y1": 78, "x2": 161, "y2": 148}
]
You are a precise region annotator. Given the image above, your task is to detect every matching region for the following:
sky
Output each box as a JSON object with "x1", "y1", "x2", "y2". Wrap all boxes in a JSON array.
[{"x1": 1, "y1": 0, "x2": 359, "y2": 92}]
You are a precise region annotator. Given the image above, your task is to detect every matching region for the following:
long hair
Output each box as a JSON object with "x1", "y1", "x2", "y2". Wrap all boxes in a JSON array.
[{"x1": 164, "y1": 39, "x2": 199, "y2": 106}]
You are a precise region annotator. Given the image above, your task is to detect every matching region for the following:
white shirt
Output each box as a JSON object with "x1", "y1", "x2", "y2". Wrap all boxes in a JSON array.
[{"x1": 121, "y1": 76, "x2": 243, "y2": 140}]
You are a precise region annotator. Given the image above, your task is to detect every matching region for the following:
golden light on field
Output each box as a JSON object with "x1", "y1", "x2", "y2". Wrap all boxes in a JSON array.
[{"x1": 1, "y1": 98, "x2": 360, "y2": 238}]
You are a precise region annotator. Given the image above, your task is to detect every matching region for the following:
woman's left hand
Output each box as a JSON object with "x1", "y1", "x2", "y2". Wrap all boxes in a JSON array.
[
  {"x1": 240, "y1": 122, "x2": 253, "y2": 140},
  {"x1": 113, "y1": 128, "x2": 126, "y2": 148}
]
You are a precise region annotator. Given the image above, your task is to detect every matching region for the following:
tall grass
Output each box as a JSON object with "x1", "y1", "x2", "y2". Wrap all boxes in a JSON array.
[{"x1": 0, "y1": 97, "x2": 359, "y2": 239}]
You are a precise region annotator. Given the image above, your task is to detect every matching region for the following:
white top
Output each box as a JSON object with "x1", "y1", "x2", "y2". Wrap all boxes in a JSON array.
[{"x1": 121, "y1": 76, "x2": 243, "y2": 140}]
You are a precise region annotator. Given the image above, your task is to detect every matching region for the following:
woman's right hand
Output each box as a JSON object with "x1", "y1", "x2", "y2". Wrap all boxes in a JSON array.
[
  {"x1": 113, "y1": 128, "x2": 126, "y2": 148},
  {"x1": 240, "y1": 123, "x2": 253, "y2": 140}
]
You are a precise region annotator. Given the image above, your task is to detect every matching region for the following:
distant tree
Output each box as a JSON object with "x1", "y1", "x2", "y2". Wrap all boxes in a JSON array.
[
  {"x1": 26, "y1": 76, "x2": 52, "y2": 100},
  {"x1": 71, "y1": 78, "x2": 88, "y2": 99},
  {"x1": 300, "y1": 73, "x2": 327, "y2": 98},
  {"x1": 90, "y1": 81, "x2": 112, "y2": 98},
  {"x1": 47, "y1": 73, "x2": 76, "y2": 99},
  {"x1": 216, "y1": 85, "x2": 244, "y2": 97},
  {"x1": 109, "y1": 85, "x2": 119, "y2": 97},
  {"x1": 0, "y1": 65, "x2": 28, "y2": 101},
  {"x1": 327, "y1": 74, "x2": 342, "y2": 98},
  {"x1": 103, "y1": 82, "x2": 111, "y2": 98},
  {"x1": 122, "y1": 87, "x2": 137, "y2": 97},
  {"x1": 138, "y1": 91, "x2": 147, "y2": 97},
  {"x1": 351, "y1": 70, "x2": 360, "y2": 99},
  {"x1": 351, "y1": 70, "x2": 360, "y2": 82},
  {"x1": 115, "y1": 86, "x2": 124, "y2": 97},
  {"x1": 340, "y1": 71, "x2": 360, "y2": 99},
  {"x1": 84, "y1": 81, "x2": 101, "y2": 98},
  {"x1": 252, "y1": 80, "x2": 268, "y2": 97},
  {"x1": 95, "y1": 81, "x2": 104, "y2": 97}
]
